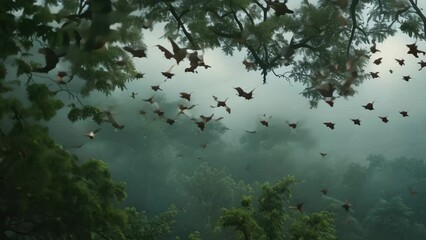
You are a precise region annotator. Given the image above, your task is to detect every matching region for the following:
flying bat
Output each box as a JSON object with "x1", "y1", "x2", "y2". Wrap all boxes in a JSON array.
[
  {"x1": 104, "y1": 111, "x2": 124, "y2": 129},
  {"x1": 180, "y1": 92, "x2": 192, "y2": 101},
  {"x1": 373, "y1": 57, "x2": 382, "y2": 65},
  {"x1": 395, "y1": 58, "x2": 405, "y2": 66},
  {"x1": 370, "y1": 72, "x2": 379, "y2": 78},
  {"x1": 34, "y1": 48, "x2": 59, "y2": 73},
  {"x1": 402, "y1": 75, "x2": 411, "y2": 82},
  {"x1": 323, "y1": 122, "x2": 335, "y2": 129},
  {"x1": 342, "y1": 201, "x2": 352, "y2": 212},
  {"x1": 123, "y1": 46, "x2": 147, "y2": 58},
  {"x1": 362, "y1": 101, "x2": 374, "y2": 110},
  {"x1": 351, "y1": 118, "x2": 361, "y2": 125},
  {"x1": 162, "y1": 65, "x2": 175, "y2": 79},
  {"x1": 399, "y1": 111, "x2": 408, "y2": 117},
  {"x1": 378, "y1": 116, "x2": 389, "y2": 123},
  {"x1": 320, "y1": 152, "x2": 327, "y2": 158},
  {"x1": 407, "y1": 43, "x2": 425, "y2": 58},
  {"x1": 268, "y1": 0, "x2": 294, "y2": 16},
  {"x1": 320, "y1": 189, "x2": 328, "y2": 195},
  {"x1": 130, "y1": 92, "x2": 138, "y2": 99},
  {"x1": 418, "y1": 60, "x2": 426, "y2": 71},
  {"x1": 370, "y1": 43, "x2": 380, "y2": 53},
  {"x1": 234, "y1": 87, "x2": 256, "y2": 100},
  {"x1": 85, "y1": 128, "x2": 101, "y2": 139},
  {"x1": 151, "y1": 85, "x2": 162, "y2": 91}
]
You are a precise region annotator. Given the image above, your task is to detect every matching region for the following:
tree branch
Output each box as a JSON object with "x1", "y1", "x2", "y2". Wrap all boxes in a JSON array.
[
  {"x1": 163, "y1": 1, "x2": 199, "y2": 49},
  {"x1": 347, "y1": 0, "x2": 360, "y2": 56},
  {"x1": 408, "y1": 0, "x2": 426, "y2": 38}
]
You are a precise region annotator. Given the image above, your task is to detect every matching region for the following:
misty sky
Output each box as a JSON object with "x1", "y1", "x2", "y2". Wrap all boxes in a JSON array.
[{"x1": 42, "y1": 1, "x2": 426, "y2": 173}]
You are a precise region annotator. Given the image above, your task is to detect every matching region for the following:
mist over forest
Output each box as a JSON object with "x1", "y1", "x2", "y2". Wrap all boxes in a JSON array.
[{"x1": 2, "y1": 0, "x2": 426, "y2": 239}]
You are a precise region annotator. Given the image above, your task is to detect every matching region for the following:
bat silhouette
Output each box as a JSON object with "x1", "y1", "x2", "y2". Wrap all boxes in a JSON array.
[
  {"x1": 373, "y1": 57, "x2": 382, "y2": 65},
  {"x1": 156, "y1": 44, "x2": 174, "y2": 59},
  {"x1": 418, "y1": 60, "x2": 426, "y2": 71},
  {"x1": 320, "y1": 189, "x2": 328, "y2": 195},
  {"x1": 362, "y1": 101, "x2": 374, "y2": 110},
  {"x1": 85, "y1": 128, "x2": 101, "y2": 139},
  {"x1": 378, "y1": 116, "x2": 388, "y2": 123},
  {"x1": 245, "y1": 130, "x2": 256, "y2": 134},
  {"x1": 242, "y1": 59, "x2": 256, "y2": 71},
  {"x1": 168, "y1": 37, "x2": 187, "y2": 64},
  {"x1": 34, "y1": 48, "x2": 59, "y2": 73},
  {"x1": 134, "y1": 72, "x2": 145, "y2": 79},
  {"x1": 351, "y1": 118, "x2": 361, "y2": 125},
  {"x1": 143, "y1": 96, "x2": 155, "y2": 104},
  {"x1": 342, "y1": 201, "x2": 352, "y2": 211},
  {"x1": 407, "y1": 43, "x2": 425, "y2": 58},
  {"x1": 104, "y1": 111, "x2": 125, "y2": 129},
  {"x1": 402, "y1": 75, "x2": 411, "y2": 82},
  {"x1": 399, "y1": 111, "x2": 408, "y2": 117},
  {"x1": 320, "y1": 152, "x2": 327, "y2": 158},
  {"x1": 162, "y1": 65, "x2": 175, "y2": 79},
  {"x1": 211, "y1": 96, "x2": 231, "y2": 114},
  {"x1": 200, "y1": 113, "x2": 214, "y2": 123},
  {"x1": 395, "y1": 58, "x2": 405, "y2": 66},
  {"x1": 154, "y1": 109, "x2": 165, "y2": 117},
  {"x1": 286, "y1": 121, "x2": 298, "y2": 129},
  {"x1": 323, "y1": 122, "x2": 335, "y2": 129},
  {"x1": 234, "y1": 87, "x2": 256, "y2": 100},
  {"x1": 165, "y1": 118, "x2": 176, "y2": 125},
  {"x1": 130, "y1": 92, "x2": 138, "y2": 99},
  {"x1": 370, "y1": 43, "x2": 380, "y2": 53},
  {"x1": 123, "y1": 46, "x2": 147, "y2": 58},
  {"x1": 269, "y1": 0, "x2": 294, "y2": 16},
  {"x1": 151, "y1": 85, "x2": 162, "y2": 91},
  {"x1": 370, "y1": 72, "x2": 379, "y2": 78},
  {"x1": 180, "y1": 92, "x2": 192, "y2": 101}
]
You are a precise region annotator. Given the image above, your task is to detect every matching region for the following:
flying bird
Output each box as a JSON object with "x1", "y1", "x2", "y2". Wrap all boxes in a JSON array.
[
  {"x1": 323, "y1": 122, "x2": 335, "y2": 130},
  {"x1": 85, "y1": 128, "x2": 101, "y2": 139}
]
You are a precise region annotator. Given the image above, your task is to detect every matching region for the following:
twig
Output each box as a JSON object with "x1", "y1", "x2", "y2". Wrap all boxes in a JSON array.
[{"x1": 408, "y1": 0, "x2": 426, "y2": 38}]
